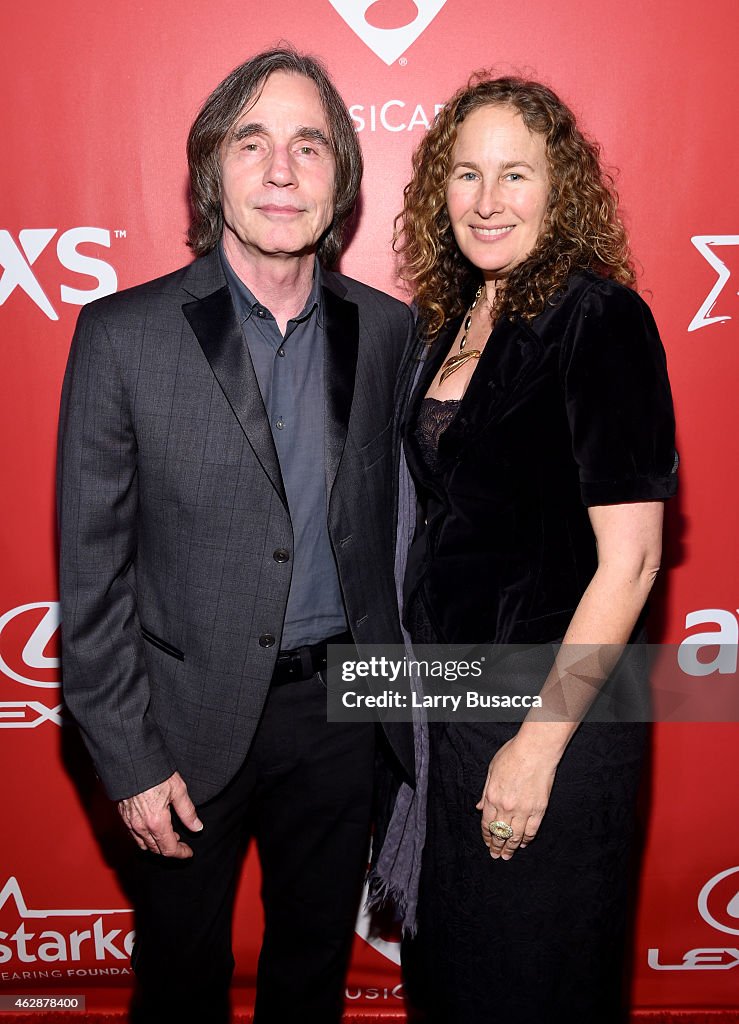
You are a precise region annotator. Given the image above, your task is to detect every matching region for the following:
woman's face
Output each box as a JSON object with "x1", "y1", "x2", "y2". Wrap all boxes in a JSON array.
[{"x1": 445, "y1": 103, "x2": 550, "y2": 280}]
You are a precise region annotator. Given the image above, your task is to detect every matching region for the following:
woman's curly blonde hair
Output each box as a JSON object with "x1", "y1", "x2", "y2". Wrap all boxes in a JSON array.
[{"x1": 395, "y1": 74, "x2": 636, "y2": 338}]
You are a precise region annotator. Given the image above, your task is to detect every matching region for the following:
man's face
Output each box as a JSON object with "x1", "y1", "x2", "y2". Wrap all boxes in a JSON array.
[{"x1": 220, "y1": 71, "x2": 336, "y2": 263}]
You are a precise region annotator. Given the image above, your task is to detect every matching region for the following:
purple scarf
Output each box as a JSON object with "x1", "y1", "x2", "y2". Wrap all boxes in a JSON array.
[{"x1": 366, "y1": 355, "x2": 428, "y2": 935}]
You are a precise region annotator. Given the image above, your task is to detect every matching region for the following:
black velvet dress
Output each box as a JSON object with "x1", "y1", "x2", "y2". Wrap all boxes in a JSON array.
[{"x1": 399, "y1": 272, "x2": 678, "y2": 1024}]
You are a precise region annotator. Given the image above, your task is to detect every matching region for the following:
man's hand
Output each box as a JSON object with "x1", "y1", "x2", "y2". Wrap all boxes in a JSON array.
[{"x1": 117, "y1": 771, "x2": 203, "y2": 858}]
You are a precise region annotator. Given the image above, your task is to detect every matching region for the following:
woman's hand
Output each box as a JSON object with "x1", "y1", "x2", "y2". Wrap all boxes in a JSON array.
[
  {"x1": 475, "y1": 735, "x2": 559, "y2": 860},
  {"x1": 475, "y1": 502, "x2": 665, "y2": 862}
]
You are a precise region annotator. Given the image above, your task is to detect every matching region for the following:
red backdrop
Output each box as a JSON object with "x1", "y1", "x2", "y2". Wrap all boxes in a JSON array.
[{"x1": 2, "y1": 0, "x2": 738, "y2": 1016}]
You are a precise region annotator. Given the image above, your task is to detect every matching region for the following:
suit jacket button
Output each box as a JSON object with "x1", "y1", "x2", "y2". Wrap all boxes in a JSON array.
[
  {"x1": 273, "y1": 548, "x2": 290, "y2": 563},
  {"x1": 259, "y1": 634, "x2": 276, "y2": 648}
]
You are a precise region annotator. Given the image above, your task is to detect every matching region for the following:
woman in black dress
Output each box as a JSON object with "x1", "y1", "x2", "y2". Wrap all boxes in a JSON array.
[{"x1": 393, "y1": 76, "x2": 678, "y2": 1022}]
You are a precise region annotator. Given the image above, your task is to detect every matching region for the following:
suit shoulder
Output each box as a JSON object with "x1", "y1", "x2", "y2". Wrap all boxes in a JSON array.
[{"x1": 328, "y1": 272, "x2": 412, "y2": 324}]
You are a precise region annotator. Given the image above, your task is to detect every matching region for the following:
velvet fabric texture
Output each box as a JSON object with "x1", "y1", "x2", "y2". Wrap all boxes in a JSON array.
[
  {"x1": 399, "y1": 272, "x2": 678, "y2": 1022},
  {"x1": 403, "y1": 270, "x2": 678, "y2": 646}
]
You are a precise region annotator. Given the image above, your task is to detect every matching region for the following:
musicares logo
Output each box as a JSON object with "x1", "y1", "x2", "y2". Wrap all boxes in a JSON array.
[
  {"x1": 355, "y1": 877, "x2": 400, "y2": 965},
  {"x1": 328, "y1": 0, "x2": 447, "y2": 65}
]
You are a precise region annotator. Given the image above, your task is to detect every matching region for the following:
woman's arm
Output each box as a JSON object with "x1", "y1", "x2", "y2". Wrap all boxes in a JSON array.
[{"x1": 476, "y1": 500, "x2": 664, "y2": 859}]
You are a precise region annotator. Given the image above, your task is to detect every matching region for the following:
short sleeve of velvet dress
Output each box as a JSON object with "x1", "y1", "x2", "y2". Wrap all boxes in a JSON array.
[{"x1": 560, "y1": 278, "x2": 678, "y2": 507}]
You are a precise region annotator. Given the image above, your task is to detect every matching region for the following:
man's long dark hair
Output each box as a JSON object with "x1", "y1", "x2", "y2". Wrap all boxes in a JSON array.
[{"x1": 187, "y1": 47, "x2": 362, "y2": 268}]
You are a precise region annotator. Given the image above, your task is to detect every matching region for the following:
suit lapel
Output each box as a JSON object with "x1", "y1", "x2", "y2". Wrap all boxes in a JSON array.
[
  {"x1": 182, "y1": 254, "x2": 287, "y2": 508},
  {"x1": 322, "y1": 276, "x2": 359, "y2": 498}
]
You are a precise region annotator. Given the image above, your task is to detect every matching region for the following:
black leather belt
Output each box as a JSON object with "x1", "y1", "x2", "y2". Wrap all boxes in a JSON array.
[{"x1": 272, "y1": 630, "x2": 354, "y2": 685}]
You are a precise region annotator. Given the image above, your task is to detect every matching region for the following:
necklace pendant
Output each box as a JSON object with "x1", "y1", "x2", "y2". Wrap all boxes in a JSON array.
[
  {"x1": 439, "y1": 349, "x2": 481, "y2": 385},
  {"x1": 441, "y1": 283, "x2": 484, "y2": 383}
]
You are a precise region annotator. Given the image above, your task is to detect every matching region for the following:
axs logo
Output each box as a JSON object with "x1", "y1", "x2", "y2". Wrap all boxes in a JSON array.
[
  {"x1": 678, "y1": 608, "x2": 739, "y2": 676},
  {"x1": 0, "y1": 228, "x2": 118, "y2": 321}
]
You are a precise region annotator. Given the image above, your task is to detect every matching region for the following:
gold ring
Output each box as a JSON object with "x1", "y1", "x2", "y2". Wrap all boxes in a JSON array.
[{"x1": 488, "y1": 820, "x2": 514, "y2": 841}]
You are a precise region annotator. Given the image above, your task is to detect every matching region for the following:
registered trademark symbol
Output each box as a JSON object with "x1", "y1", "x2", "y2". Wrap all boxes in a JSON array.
[
  {"x1": 399, "y1": 57, "x2": 408, "y2": 66},
  {"x1": 114, "y1": 229, "x2": 127, "y2": 239}
]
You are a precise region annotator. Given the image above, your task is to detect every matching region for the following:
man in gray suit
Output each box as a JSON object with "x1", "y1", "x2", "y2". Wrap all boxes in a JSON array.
[{"x1": 57, "y1": 48, "x2": 413, "y2": 1024}]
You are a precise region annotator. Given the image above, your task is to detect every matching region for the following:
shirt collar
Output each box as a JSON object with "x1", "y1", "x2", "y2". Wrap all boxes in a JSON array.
[{"x1": 218, "y1": 241, "x2": 323, "y2": 328}]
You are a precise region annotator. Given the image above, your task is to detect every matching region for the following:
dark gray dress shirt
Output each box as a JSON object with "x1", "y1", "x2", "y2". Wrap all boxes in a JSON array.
[{"x1": 220, "y1": 245, "x2": 347, "y2": 648}]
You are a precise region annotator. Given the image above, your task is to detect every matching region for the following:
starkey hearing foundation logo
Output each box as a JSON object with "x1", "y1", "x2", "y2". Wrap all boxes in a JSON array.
[
  {"x1": 0, "y1": 228, "x2": 118, "y2": 321},
  {"x1": 689, "y1": 235, "x2": 739, "y2": 332},
  {"x1": 0, "y1": 877, "x2": 134, "y2": 978},
  {"x1": 0, "y1": 603, "x2": 63, "y2": 730},
  {"x1": 328, "y1": 0, "x2": 447, "y2": 65}
]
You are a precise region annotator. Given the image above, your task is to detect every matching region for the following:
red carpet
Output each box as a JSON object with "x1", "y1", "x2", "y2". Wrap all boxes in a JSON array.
[{"x1": 3, "y1": 1013, "x2": 738, "y2": 1023}]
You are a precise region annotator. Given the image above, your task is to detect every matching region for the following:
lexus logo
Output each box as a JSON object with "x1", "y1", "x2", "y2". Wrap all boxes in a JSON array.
[
  {"x1": 689, "y1": 235, "x2": 739, "y2": 332},
  {"x1": 327, "y1": 0, "x2": 447, "y2": 65},
  {"x1": 0, "y1": 602, "x2": 61, "y2": 689},
  {"x1": 699, "y1": 866, "x2": 739, "y2": 936}
]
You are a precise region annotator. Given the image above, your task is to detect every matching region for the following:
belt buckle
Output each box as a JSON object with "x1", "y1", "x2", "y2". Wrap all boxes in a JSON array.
[{"x1": 299, "y1": 645, "x2": 314, "y2": 680}]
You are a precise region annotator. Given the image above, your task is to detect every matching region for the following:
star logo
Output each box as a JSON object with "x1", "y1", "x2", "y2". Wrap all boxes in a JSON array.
[{"x1": 688, "y1": 235, "x2": 739, "y2": 332}]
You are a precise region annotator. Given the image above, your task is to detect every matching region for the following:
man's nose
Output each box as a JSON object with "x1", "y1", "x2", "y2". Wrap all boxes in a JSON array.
[{"x1": 264, "y1": 145, "x2": 296, "y2": 187}]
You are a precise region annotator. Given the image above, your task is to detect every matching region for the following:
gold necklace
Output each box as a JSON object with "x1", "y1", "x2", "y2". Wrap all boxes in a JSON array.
[{"x1": 439, "y1": 284, "x2": 483, "y2": 385}]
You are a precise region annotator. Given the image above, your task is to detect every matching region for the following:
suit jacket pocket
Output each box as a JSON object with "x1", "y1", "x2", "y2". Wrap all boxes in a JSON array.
[
  {"x1": 358, "y1": 418, "x2": 393, "y2": 469},
  {"x1": 141, "y1": 626, "x2": 184, "y2": 661}
]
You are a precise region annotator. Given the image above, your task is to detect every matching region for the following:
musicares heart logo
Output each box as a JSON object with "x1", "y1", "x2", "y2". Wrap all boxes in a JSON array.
[{"x1": 327, "y1": 0, "x2": 448, "y2": 65}]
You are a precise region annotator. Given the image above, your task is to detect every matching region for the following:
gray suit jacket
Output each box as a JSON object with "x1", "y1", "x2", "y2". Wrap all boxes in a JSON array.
[{"x1": 57, "y1": 248, "x2": 414, "y2": 803}]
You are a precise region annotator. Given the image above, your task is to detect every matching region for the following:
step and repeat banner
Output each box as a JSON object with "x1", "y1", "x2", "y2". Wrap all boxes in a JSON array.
[{"x1": 2, "y1": 0, "x2": 737, "y2": 1016}]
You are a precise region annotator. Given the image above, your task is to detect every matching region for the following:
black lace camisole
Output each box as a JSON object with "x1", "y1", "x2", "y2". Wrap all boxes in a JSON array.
[{"x1": 413, "y1": 397, "x2": 460, "y2": 473}]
